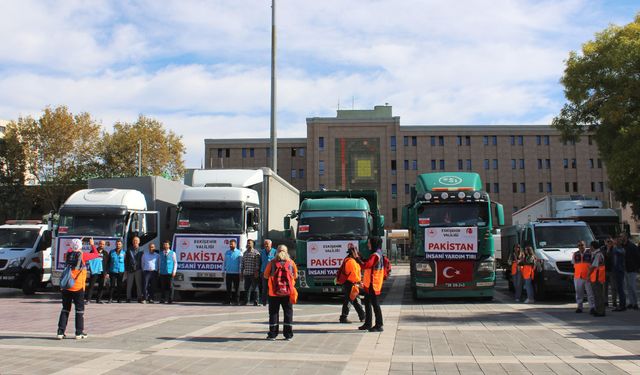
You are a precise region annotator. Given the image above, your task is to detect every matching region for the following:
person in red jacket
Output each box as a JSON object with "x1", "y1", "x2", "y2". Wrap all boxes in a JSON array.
[
  {"x1": 359, "y1": 236, "x2": 385, "y2": 332},
  {"x1": 56, "y1": 238, "x2": 99, "y2": 340}
]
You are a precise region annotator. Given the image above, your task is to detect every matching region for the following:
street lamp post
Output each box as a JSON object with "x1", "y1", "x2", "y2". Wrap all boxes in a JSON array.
[{"x1": 270, "y1": 0, "x2": 277, "y2": 173}]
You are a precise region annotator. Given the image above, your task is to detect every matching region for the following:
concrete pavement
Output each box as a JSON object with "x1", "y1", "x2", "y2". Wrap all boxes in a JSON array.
[{"x1": 0, "y1": 265, "x2": 639, "y2": 374}]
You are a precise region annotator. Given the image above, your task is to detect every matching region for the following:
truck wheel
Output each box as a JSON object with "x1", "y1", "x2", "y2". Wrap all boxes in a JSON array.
[
  {"x1": 411, "y1": 286, "x2": 418, "y2": 301},
  {"x1": 22, "y1": 273, "x2": 39, "y2": 295}
]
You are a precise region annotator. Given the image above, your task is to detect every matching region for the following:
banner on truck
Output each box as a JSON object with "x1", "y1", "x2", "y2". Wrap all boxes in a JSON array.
[
  {"x1": 307, "y1": 240, "x2": 359, "y2": 276},
  {"x1": 55, "y1": 236, "x2": 118, "y2": 270},
  {"x1": 424, "y1": 226, "x2": 478, "y2": 260},
  {"x1": 173, "y1": 234, "x2": 240, "y2": 271}
]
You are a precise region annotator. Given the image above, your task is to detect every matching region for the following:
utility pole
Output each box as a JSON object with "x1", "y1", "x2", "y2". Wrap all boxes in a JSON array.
[
  {"x1": 270, "y1": 0, "x2": 277, "y2": 173},
  {"x1": 138, "y1": 139, "x2": 142, "y2": 176}
]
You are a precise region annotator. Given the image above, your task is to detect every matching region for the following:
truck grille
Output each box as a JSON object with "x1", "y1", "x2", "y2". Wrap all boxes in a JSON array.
[
  {"x1": 555, "y1": 261, "x2": 573, "y2": 274},
  {"x1": 0, "y1": 259, "x2": 6, "y2": 269}
]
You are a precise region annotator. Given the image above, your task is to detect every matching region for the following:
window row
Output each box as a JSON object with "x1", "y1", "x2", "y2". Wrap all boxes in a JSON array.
[{"x1": 216, "y1": 147, "x2": 306, "y2": 159}]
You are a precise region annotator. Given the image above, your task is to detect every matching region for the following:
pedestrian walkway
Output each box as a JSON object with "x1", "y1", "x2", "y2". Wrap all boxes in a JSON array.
[{"x1": 0, "y1": 266, "x2": 639, "y2": 374}]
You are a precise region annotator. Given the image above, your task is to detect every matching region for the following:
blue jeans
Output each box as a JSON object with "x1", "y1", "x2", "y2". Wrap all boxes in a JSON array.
[
  {"x1": 524, "y1": 278, "x2": 534, "y2": 301},
  {"x1": 615, "y1": 271, "x2": 627, "y2": 307},
  {"x1": 513, "y1": 272, "x2": 523, "y2": 301},
  {"x1": 625, "y1": 272, "x2": 638, "y2": 306},
  {"x1": 143, "y1": 271, "x2": 157, "y2": 301}
]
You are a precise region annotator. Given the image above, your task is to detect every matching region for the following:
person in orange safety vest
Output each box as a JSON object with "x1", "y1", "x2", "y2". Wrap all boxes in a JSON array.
[
  {"x1": 263, "y1": 245, "x2": 298, "y2": 341},
  {"x1": 572, "y1": 240, "x2": 594, "y2": 313},
  {"x1": 589, "y1": 240, "x2": 606, "y2": 317},
  {"x1": 520, "y1": 246, "x2": 536, "y2": 303},
  {"x1": 359, "y1": 236, "x2": 385, "y2": 332},
  {"x1": 338, "y1": 244, "x2": 365, "y2": 324},
  {"x1": 509, "y1": 244, "x2": 524, "y2": 302}
]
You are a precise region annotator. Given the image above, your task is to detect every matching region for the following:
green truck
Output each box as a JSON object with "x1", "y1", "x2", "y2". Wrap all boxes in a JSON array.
[
  {"x1": 403, "y1": 172, "x2": 504, "y2": 299},
  {"x1": 284, "y1": 190, "x2": 384, "y2": 295}
]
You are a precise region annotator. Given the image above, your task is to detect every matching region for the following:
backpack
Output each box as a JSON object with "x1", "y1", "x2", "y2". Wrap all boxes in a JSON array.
[
  {"x1": 383, "y1": 255, "x2": 392, "y2": 280},
  {"x1": 272, "y1": 260, "x2": 292, "y2": 296},
  {"x1": 60, "y1": 251, "x2": 83, "y2": 290},
  {"x1": 335, "y1": 260, "x2": 349, "y2": 285}
]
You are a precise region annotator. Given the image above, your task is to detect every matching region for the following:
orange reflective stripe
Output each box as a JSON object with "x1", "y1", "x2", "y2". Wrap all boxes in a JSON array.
[
  {"x1": 511, "y1": 263, "x2": 518, "y2": 276},
  {"x1": 521, "y1": 265, "x2": 534, "y2": 280},
  {"x1": 574, "y1": 263, "x2": 589, "y2": 279},
  {"x1": 590, "y1": 265, "x2": 605, "y2": 283}
]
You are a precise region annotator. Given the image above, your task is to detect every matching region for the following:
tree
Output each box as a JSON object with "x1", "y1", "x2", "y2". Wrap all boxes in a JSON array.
[
  {"x1": 0, "y1": 123, "x2": 30, "y2": 220},
  {"x1": 13, "y1": 106, "x2": 102, "y2": 211},
  {"x1": 100, "y1": 115, "x2": 185, "y2": 180},
  {"x1": 552, "y1": 14, "x2": 640, "y2": 215}
]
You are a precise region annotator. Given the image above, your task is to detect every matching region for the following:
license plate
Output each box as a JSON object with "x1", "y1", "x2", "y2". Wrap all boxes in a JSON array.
[
  {"x1": 197, "y1": 272, "x2": 215, "y2": 278},
  {"x1": 0, "y1": 276, "x2": 15, "y2": 280},
  {"x1": 444, "y1": 282, "x2": 465, "y2": 288}
]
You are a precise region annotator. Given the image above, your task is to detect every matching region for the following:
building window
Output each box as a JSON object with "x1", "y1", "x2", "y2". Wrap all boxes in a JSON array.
[
  {"x1": 299, "y1": 169, "x2": 305, "y2": 178},
  {"x1": 405, "y1": 184, "x2": 410, "y2": 194},
  {"x1": 457, "y1": 136, "x2": 462, "y2": 146},
  {"x1": 291, "y1": 169, "x2": 297, "y2": 179},
  {"x1": 511, "y1": 159, "x2": 516, "y2": 169},
  {"x1": 412, "y1": 136, "x2": 417, "y2": 146},
  {"x1": 537, "y1": 159, "x2": 543, "y2": 169},
  {"x1": 457, "y1": 136, "x2": 469, "y2": 146},
  {"x1": 598, "y1": 181, "x2": 604, "y2": 192},
  {"x1": 544, "y1": 135, "x2": 550, "y2": 145},
  {"x1": 225, "y1": 149, "x2": 230, "y2": 157},
  {"x1": 404, "y1": 160, "x2": 409, "y2": 170},
  {"x1": 519, "y1": 159, "x2": 525, "y2": 169},
  {"x1": 392, "y1": 208, "x2": 398, "y2": 223},
  {"x1": 591, "y1": 182, "x2": 595, "y2": 192},
  {"x1": 391, "y1": 160, "x2": 397, "y2": 175},
  {"x1": 492, "y1": 136, "x2": 497, "y2": 145},
  {"x1": 465, "y1": 136, "x2": 471, "y2": 145},
  {"x1": 483, "y1": 136, "x2": 489, "y2": 145},
  {"x1": 484, "y1": 159, "x2": 490, "y2": 170},
  {"x1": 536, "y1": 135, "x2": 541, "y2": 145},
  {"x1": 563, "y1": 159, "x2": 569, "y2": 169},
  {"x1": 494, "y1": 183, "x2": 500, "y2": 193},
  {"x1": 249, "y1": 148, "x2": 254, "y2": 157},
  {"x1": 539, "y1": 182, "x2": 544, "y2": 193},
  {"x1": 404, "y1": 136, "x2": 409, "y2": 146},
  {"x1": 217, "y1": 149, "x2": 223, "y2": 158},
  {"x1": 545, "y1": 159, "x2": 551, "y2": 169},
  {"x1": 520, "y1": 183, "x2": 526, "y2": 193},
  {"x1": 597, "y1": 159, "x2": 602, "y2": 168},
  {"x1": 299, "y1": 147, "x2": 305, "y2": 156},
  {"x1": 391, "y1": 184, "x2": 397, "y2": 199},
  {"x1": 571, "y1": 159, "x2": 577, "y2": 168},
  {"x1": 431, "y1": 159, "x2": 436, "y2": 170},
  {"x1": 390, "y1": 136, "x2": 396, "y2": 151},
  {"x1": 439, "y1": 136, "x2": 444, "y2": 146},
  {"x1": 486, "y1": 183, "x2": 491, "y2": 193},
  {"x1": 512, "y1": 183, "x2": 517, "y2": 193},
  {"x1": 291, "y1": 148, "x2": 297, "y2": 157},
  {"x1": 492, "y1": 159, "x2": 498, "y2": 169},
  {"x1": 439, "y1": 159, "x2": 445, "y2": 170},
  {"x1": 573, "y1": 182, "x2": 578, "y2": 192},
  {"x1": 412, "y1": 160, "x2": 418, "y2": 170},
  {"x1": 565, "y1": 182, "x2": 570, "y2": 193},
  {"x1": 319, "y1": 160, "x2": 325, "y2": 176},
  {"x1": 546, "y1": 183, "x2": 552, "y2": 193},
  {"x1": 466, "y1": 159, "x2": 472, "y2": 171},
  {"x1": 242, "y1": 147, "x2": 247, "y2": 158},
  {"x1": 430, "y1": 136, "x2": 436, "y2": 146},
  {"x1": 510, "y1": 136, "x2": 515, "y2": 145},
  {"x1": 589, "y1": 159, "x2": 594, "y2": 168},
  {"x1": 459, "y1": 159, "x2": 464, "y2": 170},
  {"x1": 518, "y1": 135, "x2": 524, "y2": 145},
  {"x1": 319, "y1": 137, "x2": 325, "y2": 151}
]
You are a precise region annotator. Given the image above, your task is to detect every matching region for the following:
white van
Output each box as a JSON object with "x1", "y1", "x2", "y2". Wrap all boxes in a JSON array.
[{"x1": 0, "y1": 221, "x2": 52, "y2": 294}]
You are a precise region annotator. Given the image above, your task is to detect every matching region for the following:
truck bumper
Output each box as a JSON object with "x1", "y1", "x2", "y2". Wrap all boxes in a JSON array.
[
  {"x1": 0, "y1": 267, "x2": 23, "y2": 287},
  {"x1": 296, "y1": 270, "x2": 342, "y2": 295},
  {"x1": 538, "y1": 270, "x2": 574, "y2": 292}
]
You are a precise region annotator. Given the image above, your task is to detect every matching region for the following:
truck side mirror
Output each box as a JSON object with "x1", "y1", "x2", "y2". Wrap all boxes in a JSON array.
[
  {"x1": 495, "y1": 203, "x2": 505, "y2": 226},
  {"x1": 284, "y1": 216, "x2": 291, "y2": 230},
  {"x1": 253, "y1": 208, "x2": 261, "y2": 226},
  {"x1": 378, "y1": 215, "x2": 385, "y2": 235}
]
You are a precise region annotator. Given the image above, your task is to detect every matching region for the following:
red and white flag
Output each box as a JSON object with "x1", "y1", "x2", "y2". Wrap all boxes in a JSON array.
[
  {"x1": 418, "y1": 218, "x2": 431, "y2": 226},
  {"x1": 435, "y1": 261, "x2": 474, "y2": 285}
]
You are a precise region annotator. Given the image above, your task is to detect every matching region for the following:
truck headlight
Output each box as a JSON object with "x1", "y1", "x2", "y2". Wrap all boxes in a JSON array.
[
  {"x1": 477, "y1": 259, "x2": 495, "y2": 273},
  {"x1": 415, "y1": 263, "x2": 432, "y2": 272},
  {"x1": 542, "y1": 260, "x2": 555, "y2": 271},
  {"x1": 7, "y1": 257, "x2": 25, "y2": 268},
  {"x1": 174, "y1": 273, "x2": 184, "y2": 281}
]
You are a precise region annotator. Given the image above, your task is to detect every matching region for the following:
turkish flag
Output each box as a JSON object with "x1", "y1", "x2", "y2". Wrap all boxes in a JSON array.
[{"x1": 435, "y1": 261, "x2": 474, "y2": 285}]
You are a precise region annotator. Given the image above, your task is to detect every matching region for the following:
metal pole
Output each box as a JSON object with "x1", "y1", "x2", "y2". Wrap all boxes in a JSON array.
[
  {"x1": 138, "y1": 139, "x2": 142, "y2": 176},
  {"x1": 270, "y1": 0, "x2": 277, "y2": 173}
]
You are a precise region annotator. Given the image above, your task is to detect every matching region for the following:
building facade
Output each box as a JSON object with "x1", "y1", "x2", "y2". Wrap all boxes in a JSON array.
[{"x1": 205, "y1": 105, "x2": 617, "y2": 228}]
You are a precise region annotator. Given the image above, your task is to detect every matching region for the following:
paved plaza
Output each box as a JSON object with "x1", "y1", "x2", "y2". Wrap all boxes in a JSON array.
[{"x1": 1, "y1": 265, "x2": 640, "y2": 375}]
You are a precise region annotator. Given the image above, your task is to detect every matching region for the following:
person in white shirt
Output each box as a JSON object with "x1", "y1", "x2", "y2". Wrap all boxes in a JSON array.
[{"x1": 141, "y1": 243, "x2": 159, "y2": 303}]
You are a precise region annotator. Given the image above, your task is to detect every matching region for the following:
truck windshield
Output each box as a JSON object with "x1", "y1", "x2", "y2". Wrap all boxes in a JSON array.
[
  {"x1": 588, "y1": 222, "x2": 619, "y2": 241},
  {"x1": 297, "y1": 210, "x2": 368, "y2": 240},
  {"x1": 177, "y1": 207, "x2": 242, "y2": 233},
  {"x1": 58, "y1": 215, "x2": 125, "y2": 237},
  {"x1": 418, "y1": 203, "x2": 489, "y2": 227},
  {"x1": 0, "y1": 228, "x2": 40, "y2": 248},
  {"x1": 534, "y1": 225, "x2": 595, "y2": 248}
]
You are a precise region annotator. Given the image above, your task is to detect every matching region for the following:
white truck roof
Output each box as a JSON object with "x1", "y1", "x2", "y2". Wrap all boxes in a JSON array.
[
  {"x1": 62, "y1": 188, "x2": 147, "y2": 211},
  {"x1": 191, "y1": 169, "x2": 264, "y2": 188},
  {"x1": 180, "y1": 187, "x2": 259, "y2": 204}
]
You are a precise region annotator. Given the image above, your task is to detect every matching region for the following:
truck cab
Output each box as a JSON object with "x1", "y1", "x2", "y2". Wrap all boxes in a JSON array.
[
  {"x1": 52, "y1": 188, "x2": 159, "y2": 286},
  {"x1": 0, "y1": 221, "x2": 52, "y2": 294},
  {"x1": 504, "y1": 220, "x2": 595, "y2": 298}
]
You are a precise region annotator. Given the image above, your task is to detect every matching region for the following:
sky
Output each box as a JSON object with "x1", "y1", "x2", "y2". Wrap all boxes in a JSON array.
[{"x1": 0, "y1": 1, "x2": 638, "y2": 168}]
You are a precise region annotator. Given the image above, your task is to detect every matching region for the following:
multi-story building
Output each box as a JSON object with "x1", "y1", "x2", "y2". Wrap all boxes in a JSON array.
[{"x1": 205, "y1": 105, "x2": 616, "y2": 228}]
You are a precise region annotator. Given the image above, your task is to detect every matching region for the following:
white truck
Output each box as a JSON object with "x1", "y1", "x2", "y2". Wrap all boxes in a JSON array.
[
  {"x1": 0, "y1": 221, "x2": 52, "y2": 294},
  {"x1": 512, "y1": 195, "x2": 620, "y2": 242},
  {"x1": 51, "y1": 177, "x2": 184, "y2": 286},
  {"x1": 172, "y1": 168, "x2": 299, "y2": 295}
]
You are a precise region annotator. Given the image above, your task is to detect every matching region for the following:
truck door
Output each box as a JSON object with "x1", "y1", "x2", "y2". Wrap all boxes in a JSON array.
[{"x1": 128, "y1": 211, "x2": 160, "y2": 250}]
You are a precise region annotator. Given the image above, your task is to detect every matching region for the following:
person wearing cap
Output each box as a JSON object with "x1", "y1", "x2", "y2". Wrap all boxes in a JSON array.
[
  {"x1": 56, "y1": 238, "x2": 99, "y2": 340},
  {"x1": 572, "y1": 240, "x2": 594, "y2": 313},
  {"x1": 338, "y1": 243, "x2": 365, "y2": 324}
]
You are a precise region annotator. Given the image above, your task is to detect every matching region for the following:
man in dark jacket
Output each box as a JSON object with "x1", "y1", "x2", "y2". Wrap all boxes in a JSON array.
[
  {"x1": 125, "y1": 236, "x2": 143, "y2": 303},
  {"x1": 602, "y1": 237, "x2": 618, "y2": 307},
  {"x1": 622, "y1": 233, "x2": 640, "y2": 309}
]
